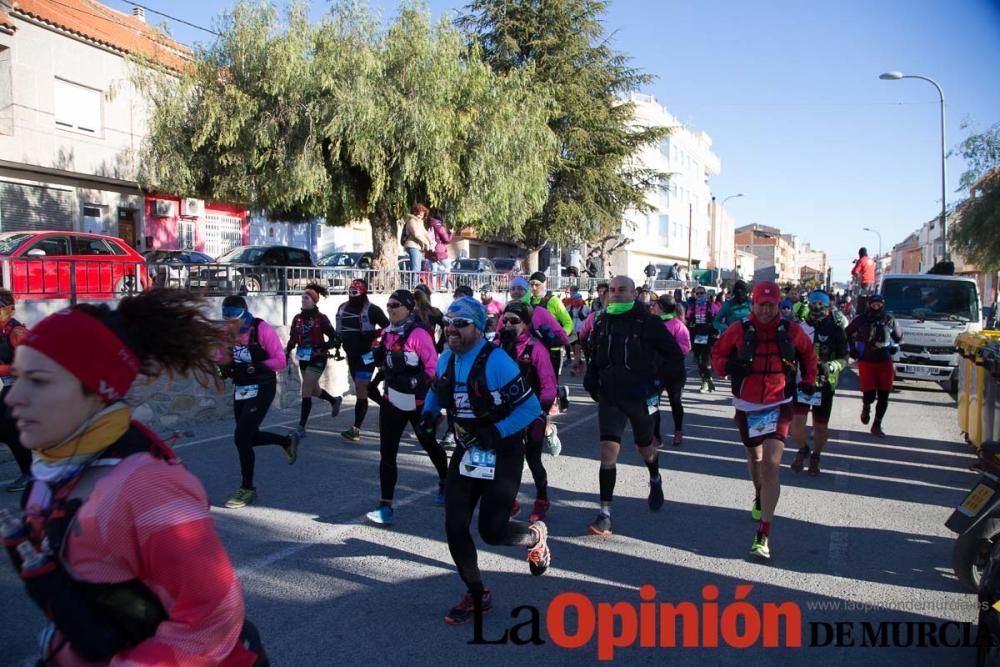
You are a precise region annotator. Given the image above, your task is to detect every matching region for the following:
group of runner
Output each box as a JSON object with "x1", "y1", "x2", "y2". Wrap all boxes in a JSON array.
[{"x1": 0, "y1": 265, "x2": 906, "y2": 661}]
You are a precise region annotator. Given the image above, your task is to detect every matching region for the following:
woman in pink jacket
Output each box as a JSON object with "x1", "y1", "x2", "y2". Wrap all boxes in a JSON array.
[
  {"x1": 496, "y1": 301, "x2": 557, "y2": 523},
  {"x1": 426, "y1": 210, "x2": 454, "y2": 291},
  {"x1": 3, "y1": 289, "x2": 264, "y2": 665},
  {"x1": 366, "y1": 289, "x2": 449, "y2": 526},
  {"x1": 651, "y1": 293, "x2": 690, "y2": 446}
]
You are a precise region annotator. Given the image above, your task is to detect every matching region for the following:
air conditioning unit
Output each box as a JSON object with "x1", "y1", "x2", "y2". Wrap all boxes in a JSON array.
[
  {"x1": 183, "y1": 198, "x2": 205, "y2": 218},
  {"x1": 154, "y1": 200, "x2": 174, "y2": 217}
]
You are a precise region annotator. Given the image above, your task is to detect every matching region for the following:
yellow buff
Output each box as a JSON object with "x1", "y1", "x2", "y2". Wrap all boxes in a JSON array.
[
  {"x1": 36, "y1": 404, "x2": 131, "y2": 464},
  {"x1": 605, "y1": 302, "x2": 635, "y2": 315}
]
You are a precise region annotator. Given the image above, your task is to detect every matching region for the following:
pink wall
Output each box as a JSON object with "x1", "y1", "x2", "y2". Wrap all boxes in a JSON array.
[{"x1": 143, "y1": 196, "x2": 249, "y2": 253}]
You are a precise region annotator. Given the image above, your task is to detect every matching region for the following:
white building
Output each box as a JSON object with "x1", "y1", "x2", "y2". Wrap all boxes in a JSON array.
[{"x1": 614, "y1": 93, "x2": 722, "y2": 279}]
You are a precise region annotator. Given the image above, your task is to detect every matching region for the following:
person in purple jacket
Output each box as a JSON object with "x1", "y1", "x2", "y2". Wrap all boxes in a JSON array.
[
  {"x1": 366, "y1": 289, "x2": 450, "y2": 526},
  {"x1": 218, "y1": 295, "x2": 299, "y2": 509},
  {"x1": 496, "y1": 301, "x2": 558, "y2": 523},
  {"x1": 651, "y1": 293, "x2": 690, "y2": 447},
  {"x1": 426, "y1": 209, "x2": 454, "y2": 291}
]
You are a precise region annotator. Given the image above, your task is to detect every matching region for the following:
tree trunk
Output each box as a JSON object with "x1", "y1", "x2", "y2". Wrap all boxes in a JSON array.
[
  {"x1": 525, "y1": 249, "x2": 539, "y2": 274},
  {"x1": 369, "y1": 211, "x2": 398, "y2": 293}
]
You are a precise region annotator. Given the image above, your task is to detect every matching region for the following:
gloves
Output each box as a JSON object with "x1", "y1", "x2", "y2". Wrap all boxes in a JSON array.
[
  {"x1": 474, "y1": 425, "x2": 501, "y2": 450},
  {"x1": 417, "y1": 412, "x2": 437, "y2": 439},
  {"x1": 537, "y1": 325, "x2": 556, "y2": 346},
  {"x1": 249, "y1": 346, "x2": 268, "y2": 363},
  {"x1": 797, "y1": 382, "x2": 816, "y2": 396}
]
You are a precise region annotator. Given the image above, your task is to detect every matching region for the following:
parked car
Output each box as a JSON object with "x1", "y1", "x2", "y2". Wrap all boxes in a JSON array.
[
  {"x1": 451, "y1": 257, "x2": 497, "y2": 275},
  {"x1": 143, "y1": 249, "x2": 215, "y2": 288},
  {"x1": 317, "y1": 251, "x2": 374, "y2": 292},
  {"x1": 189, "y1": 245, "x2": 316, "y2": 294},
  {"x1": 0, "y1": 230, "x2": 149, "y2": 298},
  {"x1": 492, "y1": 257, "x2": 523, "y2": 277}
]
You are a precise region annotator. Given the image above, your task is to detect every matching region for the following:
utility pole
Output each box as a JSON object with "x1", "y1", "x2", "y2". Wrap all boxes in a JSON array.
[{"x1": 687, "y1": 202, "x2": 693, "y2": 278}]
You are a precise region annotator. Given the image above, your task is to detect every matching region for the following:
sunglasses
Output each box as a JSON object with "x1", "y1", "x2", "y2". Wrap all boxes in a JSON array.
[
  {"x1": 502, "y1": 316, "x2": 522, "y2": 324},
  {"x1": 386, "y1": 302, "x2": 403, "y2": 309},
  {"x1": 444, "y1": 317, "x2": 473, "y2": 329}
]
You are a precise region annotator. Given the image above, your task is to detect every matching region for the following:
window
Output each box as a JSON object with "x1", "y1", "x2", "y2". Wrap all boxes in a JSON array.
[
  {"x1": 204, "y1": 213, "x2": 243, "y2": 258},
  {"x1": 54, "y1": 79, "x2": 101, "y2": 134},
  {"x1": 72, "y1": 236, "x2": 115, "y2": 256},
  {"x1": 28, "y1": 236, "x2": 71, "y2": 256},
  {"x1": 286, "y1": 248, "x2": 311, "y2": 266},
  {"x1": 659, "y1": 215, "x2": 669, "y2": 239},
  {"x1": 178, "y1": 220, "x2": 194, "y2": 250},
  {"x1": 82, "y1": 205, "x2": 103, "y2": 235}
]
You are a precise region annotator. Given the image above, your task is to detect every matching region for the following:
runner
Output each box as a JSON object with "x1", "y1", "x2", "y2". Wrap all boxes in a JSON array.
[
  {"x1": 651, "y1": 293, "x2": 690, "y2": 446},
  {"x1": 420, "y1": 297, "x2": 549, "y2": 624},
  {"x1": 567, "y1": 289, "x2": 591, "y2": 375},
  {"x1": 366, "y1": 290, "x2": 449, "y2": 525},
  {"x1": 582, "y1": 276, "x2": 685, "y2": 535},
  {"x1": 711, "y1": 281, "x2": 817, "y2": 559},
  {"x1": 497, "y1": 300, "x2": 557, "y2": 522},
  {"x1": 687, "y1": 285, "x2": 720, "y2": 393},
  {"x1": 284, "y1": 283, "x2": 343, "y2": 438},
  {"x1": 789, "y1": 290, "x2": 849, "y2": 476},
  {"x1": 336, "y1": 279, "x2": 389, "y2": 442},
  {"x1": 413, "y1": 283, "x2": 446, "y2": 352},
  {"x1": 714, "y1": 279, "x2": 751, "y2": 334},
  {"x1": 219, "y1": 295, "x2": 300, "y2": 509},
  {"x1": 845, "y1": 294, "x2": 902, "y2": 437},
  {"x1": 480, "y1": 284, "x2": 505, "y2": 337},
  {"x1": 526, "y1": 272, "x2": 574, "y2": 411},
  {"x1": 2, "y1": 290, "x2": 265, "y2": 664},
  {"x1": 0, "y1": 289, "x2": 31, "y2": 491}
]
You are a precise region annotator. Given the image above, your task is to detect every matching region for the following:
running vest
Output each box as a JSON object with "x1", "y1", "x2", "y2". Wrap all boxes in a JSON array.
[
  {"x1": 586, "y1": 309, "x2": 661, "y2": 399},
  {"x1": 378, "y1": 323, "x2": 430, "y2": 403},
  {"x1": 728, "y1": 317, "x2": 797, "y2": 398},
  {"x1": 434, "y1": 344, "x2": 524, "y2": 427},
  {"x1": 15, "y1": 425, "x2": 172, "y2": 662},
  {"x1": 0, "y1": 317, "x2": 23, "y2": 365},
  {"x1": 291, "y1": 311, "x2": 329, "y2": 351},
  {"x1": 336, "y1": 301, "x2": 375, "y2": 334},
  {"x1": 502, "y1": 338, "x2": 541, "y2": 398},
  {"x1": 231, "y1": 318, "x2": 276, "y2": 386}
]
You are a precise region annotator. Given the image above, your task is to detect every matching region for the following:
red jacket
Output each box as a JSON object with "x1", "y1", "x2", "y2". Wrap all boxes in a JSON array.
[
  {"x1": 851, "y1": 255, "x2": 876, "y2": 285},
  {"x1": 711, "y1": 313, "x2": 818, "y2": 405}
]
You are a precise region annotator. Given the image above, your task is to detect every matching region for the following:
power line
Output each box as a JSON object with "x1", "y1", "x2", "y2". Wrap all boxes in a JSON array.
[{"x1": 116, "y1": 1, "x2": 220, "y2": 36}]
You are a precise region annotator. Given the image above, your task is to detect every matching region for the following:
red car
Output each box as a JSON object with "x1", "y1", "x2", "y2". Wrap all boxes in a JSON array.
[{"x1": 0, "y1": 231, "x2": 149, "y2": 299}]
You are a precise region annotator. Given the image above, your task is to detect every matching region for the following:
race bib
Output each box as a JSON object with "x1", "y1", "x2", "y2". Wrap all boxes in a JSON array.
[
  {"x1": 694, "y1": 334, "x2": 709, "y2": 345},
  {"x1": 234, "y1": 384, "x2": 259, "y2": 401},
  {"x1": 460, "y1": 446, "x2": 497, "y2": 480},
  {"x1": 746, "y1": 407, "x2": 779, "y2": 437},
  {"x1": 646, "y1": 394, "x2": 659, "y2": 415},
  {"x1": 387, "y1": 386, "x2": 417, "y2": 412},
  {"x1": 361, "y1": 351, "x2": 375, "y2": 365},
  {"x1": 797, "y1": 389, "x2": 822, "y2": 406},
  {"x1": 296, "y1": 347, "x2": 313, "y2": 361}
]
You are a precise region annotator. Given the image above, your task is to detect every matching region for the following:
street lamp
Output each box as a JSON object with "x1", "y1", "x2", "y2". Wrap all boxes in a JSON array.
[
  {"x1": 722, "y1": 193, "x2": 745, "y2": 206},
  {"x1": 879, "y1": 70, "x2": 948, "y2": 261},
  {"x1": 862, "y1": 226, "x2": 882, "y2": 258}
]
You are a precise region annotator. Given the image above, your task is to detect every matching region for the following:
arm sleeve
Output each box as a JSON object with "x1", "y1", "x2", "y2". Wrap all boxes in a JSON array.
[
  {"x1": 257, "y1": 322, "x2": 287, "y2": 371},
  {"x1": 321, "y1": 315, "x2": 337, "y2": 350},
  {"x1": 713, "y1": 302, "x2": 731, "y2": 334},
  {"x1": 579, "y1": 311, "x2": 596, "y2": 342},
  {"x1": 794, "y1": 324, "x2": 819, "y2": 385},
  {"x1": 487, "y1": 352, "x2": 542, "y2": 438},
  {"x1": 831, "y1": 324, "x2": 850, "y2": 367},
  {"x1": 408, "y1": 328, "x2": 439, "y2": 381},
  {"x1": 548, "y1": 298, "x2": 574, "y2": 336},
  {"x1": 371, "y1": 306, "x2": 390, "y2": 329},
  {"x1": 891, "y1": 318, "x2": 903, "y2": 343},
  {"x1": 647, "y1": 317, "x2": 684, "y2": 368},
  {"x1": 532, "y1": 343, "x2": 558, "y2": 406},
  {"x1": 422, "y1": 353, "x2": 450, "y2": 416},
  {"x1": 284, "y1": 316, "x2": 299, "y2": 356},
  {"x1": 109, "y1": 467, "x2": 245, "y2": 667},
  {"x1": 673, "y1": 321, "x2": 692, "y2": 356}
]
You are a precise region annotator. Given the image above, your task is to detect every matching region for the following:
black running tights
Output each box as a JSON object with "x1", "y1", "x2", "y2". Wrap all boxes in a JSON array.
[
  {"x1": 378, "y1": 401, "x2": 449, "y2": 501},
  {"x1": 233, "y1": 383, "x2": 288, "y2": 489}
]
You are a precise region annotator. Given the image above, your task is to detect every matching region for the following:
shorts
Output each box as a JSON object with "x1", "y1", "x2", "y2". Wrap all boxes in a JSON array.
[
  {"x1": 857, "y1": 360, "x2": 894, "y2": 392},
  {"x1": 793, "y1": 387, "x2": 834, "y2": 424},
  {"x1": 598, "y1": 397, "x2": 656, "y2": 446},
  {"x1": 735, "y1": 403, "x2": 794, "y2": 448},
  {"x1": 299, "y1": 357, "x2": 328, "y2": 375},
  {"x1": 347, "y1": 353, "x2": 375, "y2": 382}
]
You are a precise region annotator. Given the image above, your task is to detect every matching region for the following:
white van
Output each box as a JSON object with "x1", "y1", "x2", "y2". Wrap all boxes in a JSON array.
[{"x1": 879, "y1": 273, "x2": 982, "y2": 391}]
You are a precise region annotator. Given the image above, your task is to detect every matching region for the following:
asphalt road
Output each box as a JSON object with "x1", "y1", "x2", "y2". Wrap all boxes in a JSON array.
[{"x1": 0, "y1": 361, "x2": 984, "y2": 665}]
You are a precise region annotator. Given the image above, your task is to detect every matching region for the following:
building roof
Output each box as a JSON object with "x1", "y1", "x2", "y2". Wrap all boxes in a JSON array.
[
  {"x1": 0, "y1": 11, "x2": 15, "y2": 34},
  {"x1": 11, "y1": 0, "x2": 190, "y2": 70}
]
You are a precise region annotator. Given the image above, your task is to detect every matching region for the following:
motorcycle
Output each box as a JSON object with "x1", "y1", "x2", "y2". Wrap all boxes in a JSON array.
[
  {"x1": 975, "y1": 538, "x2": 1000, "y2": 666},
  {"x1": 946, "y1": 440, "x2": 1000, "y2": 593}
]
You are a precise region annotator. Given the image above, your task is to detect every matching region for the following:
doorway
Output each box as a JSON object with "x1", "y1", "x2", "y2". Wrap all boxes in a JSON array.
[{"x1": 117, "y1": 207, "x2": 136, "y2": 248}]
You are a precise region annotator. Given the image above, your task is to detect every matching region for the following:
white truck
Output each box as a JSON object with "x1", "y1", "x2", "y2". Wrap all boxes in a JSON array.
[{"x1": 879, "y1": 272, "x2": 982, "y2": 392}]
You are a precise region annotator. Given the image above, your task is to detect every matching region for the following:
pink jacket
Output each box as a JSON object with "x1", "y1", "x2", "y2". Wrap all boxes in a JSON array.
[
  {"x1": 380, "y1": 324, "x2": 438, "y2": 381},
  {"x1": 485, "y1": 300, "x2": 505, "y2": 318},
  {"x1": 496, "y1": 330, "x2": 557, "y2": 406},
  {"x1": 663, "y1": 315, "x2": 692, "y2": 355},
  {"x1": 579, "y1": 310, "x2": 598, "y2": 342},
  {"x1": 237, "y1": 320, "x2": 286, "y2": 372},
  {"x1": 50, "y1": 451, "x2": 251, "y2": 666},
  {"x1": 427, "y1": 218, "x2": 453, "y2": 261}
]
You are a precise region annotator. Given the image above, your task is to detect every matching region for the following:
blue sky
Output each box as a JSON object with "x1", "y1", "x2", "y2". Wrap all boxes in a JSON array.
[{"x1": 118, "y1": 0, "x2": 1000, "y2": 281}]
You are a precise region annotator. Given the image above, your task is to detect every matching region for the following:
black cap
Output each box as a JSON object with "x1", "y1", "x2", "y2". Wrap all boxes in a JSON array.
[
  {"x1": 414, "y1": 283, "x2": 431, "y2": 298},
  {"x1": 389, "y1": 289, "x2": 415, "y2": 311},
  {"x1": 504, "y1": 300, "x2": 533, "y2": 322},
  {"x1": 868, "y1": 293, "x2": 884, "y2": 304},
  {"x1": 454, "y1": 285, "x2": 474, "y2": 298},
  {"x1": 529, "y1": 271, "x2": 546, "y2": 283}
]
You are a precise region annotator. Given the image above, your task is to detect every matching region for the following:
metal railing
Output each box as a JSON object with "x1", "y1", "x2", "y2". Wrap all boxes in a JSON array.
[{"x1": 0, "y1": 256, "x2": 146, "y2": 303}]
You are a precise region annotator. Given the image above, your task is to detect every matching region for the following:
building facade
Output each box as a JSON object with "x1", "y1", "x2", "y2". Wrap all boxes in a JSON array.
[
  {"x1": 0, "y1": 0, "x2": 247, "y2": 255},
  {"x1": 735, "y1": 224, "x2": 799, "y2": 284}
]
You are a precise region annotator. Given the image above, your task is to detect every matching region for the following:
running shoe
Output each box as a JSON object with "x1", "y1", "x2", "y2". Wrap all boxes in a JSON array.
[
  {"x1": 330, "y1": 396, "x2": 343, "y2": 418},
  {"x1": 648, "y1": 476, "x2": 664, "y2": 511},
  {"x1": 751, "y1": 496, "x2": 761, "y2": 521},
  {"x1": 444, "y1": 590, "x2": 493, "y2": 625},
  {"x1": 672, "y1": 431, "x2": 683, "y2": 447},
  {"x1": 871, "y1": 422, "x2": 886, "y2": 438},
  {"x1": 341, "y1": 426, "x2": 362, "y2": 442},
  {"x1": 224, "y1": 487, "x2": 256, "y2": 509},
  {"x1": 5, "y1": 473, "x2": 29, "y2": 493},
  {"x1": 435, "y1": 481, "x2": 446, "y2": 507},
  {"x1": 860, "y1": 404, "x2": 871, "y2": 425},
  {"x1": 587, "y1": 512, "x2": 613, "y2": 536},
  {"x1": 698, "y1": 380, "x2": 709, "y2": 394},
  {"x1": 544, "y1": 426, "x2": 562, "y2": 457},
  {"x1": 790, "y1": 446, "x2": 810, "y2": 473},
  {"x1": 366, "y1": 505, "x2": 394, "y2": 526},
  {"x1": 527, "y1": 521, "x2": 551, "y2": 576},
  {"x1": 529, "y1": 498, "x2": 550, "y2": 523},
  {"x1": 558, "y1": 386, "x2": 570, "y2": 412},
  {"x1": 292, "y1": 426, "x2": 306, "y2": 440},
  {"x1": 808, "y1": 453, "x2": 821, "y2": 476},
  {"x1": 750, "y1": 530, "x2": 771, "y2": 559},
  {"x1": 509, "y1": 499, "x2": 521, "y2": 520},
  {"x1": 708, "y1": 379, "x2": 716, "y2": 392},
  {"x1": 285, "y1": 430, "x2": 301, "y2": 465}
]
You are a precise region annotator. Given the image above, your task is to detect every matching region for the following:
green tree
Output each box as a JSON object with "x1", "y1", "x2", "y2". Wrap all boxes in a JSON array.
[
  {"x1": 458, "y1": 0, "x2": 668, "y2": 269},
  {"x1": 950, "y1": 122, "x2": 1000, "y2": 271},
  {"x1": 137, "y1": 0, "x2": 555, "y2": 270}
]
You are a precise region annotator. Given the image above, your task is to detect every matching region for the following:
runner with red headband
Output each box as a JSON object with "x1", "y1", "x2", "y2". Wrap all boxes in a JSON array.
[
  {"x1": 335, "y1": 279, "x2": 389, "y2": 442},
  {"x1": 1, "y1": 289, "x2": 267, "y2": 665},
  {"x1": 285, "y1": 283, "x2": 343, "y2": 438}
]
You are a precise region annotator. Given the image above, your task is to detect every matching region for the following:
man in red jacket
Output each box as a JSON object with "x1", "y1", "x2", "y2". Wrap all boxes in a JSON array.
[
  {"x1": 851, "y1": 247, "x2": 876, "y2": 294},
  {"x1": 712, "y1": 281, "x2": 818, "y2": 560}
]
